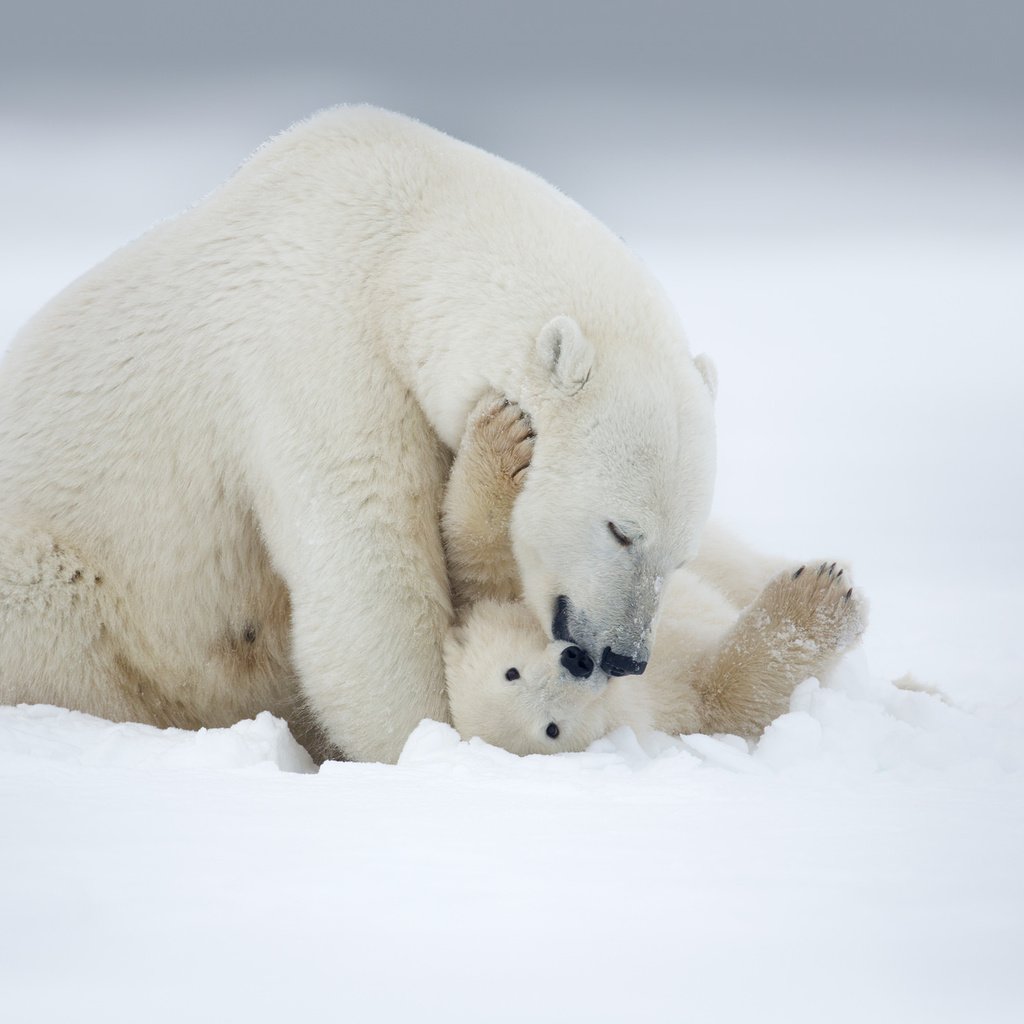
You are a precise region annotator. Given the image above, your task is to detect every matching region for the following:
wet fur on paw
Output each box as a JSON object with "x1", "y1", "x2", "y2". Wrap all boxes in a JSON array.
[
  {"x1": 757, "y1": 561, "x2": 867, "y2": 656},
  {"x1": 694, "y1": 560, "x2": 866, "y2": 736}
]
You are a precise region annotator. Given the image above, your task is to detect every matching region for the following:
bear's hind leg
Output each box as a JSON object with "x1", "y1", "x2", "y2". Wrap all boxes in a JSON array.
[
  {"x1": 689, "y1": 521, "x2": 790, "y2": 607},
  {"x1": 694, "y1": 562, "x2": 867, "y2": 737},
  {"x1": 0, "y1": 523, "x2": 135, "y2": 721}
]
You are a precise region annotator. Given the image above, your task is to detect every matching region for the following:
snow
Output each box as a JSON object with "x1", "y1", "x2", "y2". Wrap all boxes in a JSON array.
[
  {"x1": 1, "y1": 84, "x2": 1022, "y2": 1022},
  {"x1": 3, "y1": 664, "x2": 1022, "y2": 1022}
]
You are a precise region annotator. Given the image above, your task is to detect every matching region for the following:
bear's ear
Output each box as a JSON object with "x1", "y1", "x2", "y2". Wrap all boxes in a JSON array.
[
  {"x1": 537, "y1": 316, "x2": 594, "y2": 394},
  {"x1": 694, "y1": 353, "x2": 718, "y2": 402}
]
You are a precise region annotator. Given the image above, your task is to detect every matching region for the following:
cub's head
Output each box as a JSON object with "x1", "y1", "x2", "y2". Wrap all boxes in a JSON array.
[
  {"x1": 509, "y1": 315, "x2": 717, "y2": 679},
  {"x1": 445, "y1": 600, "x2": 635, "y2": 756}
]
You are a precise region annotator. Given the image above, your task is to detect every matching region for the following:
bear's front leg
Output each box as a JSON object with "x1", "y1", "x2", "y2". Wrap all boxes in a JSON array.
[
  {"x1": 251, "y1": 374, "x2": 456, "y2": 764},
  {"x1": 442, "y1": 395, "x2": 535, "y2": 609},
  {"x1": 695, "y1": 562, "x2": 867, "y2": 737}
]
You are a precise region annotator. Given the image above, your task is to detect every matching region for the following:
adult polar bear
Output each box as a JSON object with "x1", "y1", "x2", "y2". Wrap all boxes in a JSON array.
[{"x1": 0, "y1": 106, "x2": 716, "y2": 762}]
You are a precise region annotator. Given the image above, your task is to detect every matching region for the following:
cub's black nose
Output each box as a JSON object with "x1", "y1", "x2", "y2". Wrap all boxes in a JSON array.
[
  {"x1": 560, "y1": 645, "x2": 594, "y2": 680},
  {"x1": 600, "y1": 647, "x2": 648, "y2": 677}
]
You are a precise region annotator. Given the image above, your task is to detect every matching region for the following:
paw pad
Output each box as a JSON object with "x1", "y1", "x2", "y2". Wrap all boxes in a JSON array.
[{"x1": 466, "y1": 395, "x2": 535, "y2": 485}]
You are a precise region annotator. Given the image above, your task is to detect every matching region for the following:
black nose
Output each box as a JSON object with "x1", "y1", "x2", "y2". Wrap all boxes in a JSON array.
[
  {"x1": 600, "y1": 647, "x2": 648, "y2": 677},
  {"x1": 560, "y1": 645, "x2": 594, "y2": 680}
]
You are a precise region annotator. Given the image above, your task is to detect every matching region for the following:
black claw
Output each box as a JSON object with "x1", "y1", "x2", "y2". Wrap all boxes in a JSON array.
[
  {"x1": 818, "y1": 562, "x2": 827, "y2": 576},
  {"x1": 844, "y1": 588, "x2": 853, "y2": 601},
  {"x1": 829, "y1": 562, "x2": 836, "y2": 577},
  {"x1": 836, "y1": 569, "x2": 844, "y2": 580},
  {"x1": 793, "y1": 565, "x2": 805, "y2": 579}
]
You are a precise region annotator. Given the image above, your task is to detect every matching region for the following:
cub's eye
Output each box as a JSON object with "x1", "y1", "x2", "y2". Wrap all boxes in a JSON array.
[
  {"x1": 505, "y1": 668, "x2": 520, "y2": 681},
  {"x1": 607, "y1": 521, "x2": 631, "y2": 547},
  {"x1": 545, "y1": 722, "x2": 560, "y2": 739}
]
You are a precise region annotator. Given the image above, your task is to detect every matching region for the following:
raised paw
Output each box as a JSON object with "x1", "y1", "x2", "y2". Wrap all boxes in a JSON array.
[
  {"x1": 758, "y1": 560, "x2": 867, "y2": 657},
  {"x1": 443, "y1": 395, "x2": 534, "y2": 606},
  {"x1": 464, "y1": 395, "x2": 536, "y2": 490}
]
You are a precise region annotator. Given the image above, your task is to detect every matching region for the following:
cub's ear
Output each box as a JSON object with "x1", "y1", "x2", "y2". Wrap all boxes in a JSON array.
[
  {"x1": 537, "y1": 316, "x2": 594, "y2": 394},
  {"x1": 694, "y1": 353, "x2": 718, "y2": 402}
]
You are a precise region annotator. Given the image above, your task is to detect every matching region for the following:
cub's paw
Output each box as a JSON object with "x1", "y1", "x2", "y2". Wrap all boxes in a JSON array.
[
  {"x1": 464, "y1": 395, "x2": 535, "y2": 490},
  {"x1": 759, "y1": 561, "x2": 867, "y2": 655}
]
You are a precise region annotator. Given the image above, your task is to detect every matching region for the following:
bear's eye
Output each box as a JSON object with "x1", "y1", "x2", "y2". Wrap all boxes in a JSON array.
[
  {"x1": 545, "y1": 722, "x2": 560, "y2": 739},
  {"x1": 607, "y1": 521, "x2": 632, "y2": 547},
  {"x1": 505, "y1": 668, "x2": 520, "y2": 681}
]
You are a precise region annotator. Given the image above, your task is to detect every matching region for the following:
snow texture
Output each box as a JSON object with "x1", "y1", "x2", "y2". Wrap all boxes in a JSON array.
[
  {"x1": 2, "y1": 652, "x2": 1022, "y2": 1024},
  {"x1": 1, "y1": 84, "x2": 1022, "y2": 1023}
]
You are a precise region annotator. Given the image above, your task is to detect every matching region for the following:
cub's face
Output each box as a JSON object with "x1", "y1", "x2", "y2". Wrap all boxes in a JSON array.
[
  {"x1": 444, "y1": 600, "x2": 617, "y2": 756},
  {"x1": 509, "y1": 317, "x2": 716, "y2": 682}
]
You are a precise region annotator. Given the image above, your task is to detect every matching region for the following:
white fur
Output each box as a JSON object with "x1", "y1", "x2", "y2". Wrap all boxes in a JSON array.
[{"x1": 0, "y1": 106, "x2": 716, "y2": 763}]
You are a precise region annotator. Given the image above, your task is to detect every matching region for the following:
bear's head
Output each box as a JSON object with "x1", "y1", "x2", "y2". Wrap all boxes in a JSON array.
[
  {"x1": 508, "y1": 315, "x2": 716, "y2": 680},
  {"x1": 445, "y1": 599, "x2": 648, "y2": 755}
]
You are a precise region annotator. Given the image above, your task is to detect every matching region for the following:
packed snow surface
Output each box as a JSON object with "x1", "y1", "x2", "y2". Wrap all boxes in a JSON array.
[
  {"x1": 3, "y1": 652, "x2": 1022, "y2": 1023},
  {"x1": 2, "y1": 84, "x2": 1022, "y2": 1022}
]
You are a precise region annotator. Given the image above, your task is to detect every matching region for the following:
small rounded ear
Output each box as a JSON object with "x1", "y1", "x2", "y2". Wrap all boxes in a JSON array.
[
  {"x1": 694, "y1": 353, "x2": 718, "y2": 401},
  {"x1": 537, "y1": 316, "x2": 594, "y2": 394}
]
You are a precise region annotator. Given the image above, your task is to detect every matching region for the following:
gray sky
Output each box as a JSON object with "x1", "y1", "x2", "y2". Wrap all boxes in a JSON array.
[
  {"x1": 4, "y1": 0, "x2": 1022, "y2": 102},
  {"x1": 3, "y1": 0, "x2": 1020, "y2": 255}
]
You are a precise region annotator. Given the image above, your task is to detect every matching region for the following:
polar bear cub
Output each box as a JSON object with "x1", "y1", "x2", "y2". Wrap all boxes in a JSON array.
[{"x1": 442, "y1": 398, "x2": 866, "y2": 755}]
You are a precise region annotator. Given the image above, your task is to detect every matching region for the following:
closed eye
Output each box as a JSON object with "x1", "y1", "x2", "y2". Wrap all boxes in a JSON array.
[{"x1": 607, "y1": 521, "x2": 631, "y2": 547}]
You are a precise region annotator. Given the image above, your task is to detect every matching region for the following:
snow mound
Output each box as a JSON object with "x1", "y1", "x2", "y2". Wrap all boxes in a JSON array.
[
  {"x1": 399, "y1": 650, "x2": 1023, "y2": 782},
  {"x1": 3, "y1": 649, "x2": 1016, "y2": 784},
  {"x1": 0, "y1": 704, "x2": 316, "y2": 773}
]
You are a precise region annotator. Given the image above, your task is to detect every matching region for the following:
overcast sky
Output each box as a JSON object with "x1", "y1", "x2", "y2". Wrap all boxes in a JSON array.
[
  {"x1": 4, "y1": 0, "x2": 1022, "y2": 102},
  {"x1": 3, "y1": 1, "x2": 1020, "y2": 255}
]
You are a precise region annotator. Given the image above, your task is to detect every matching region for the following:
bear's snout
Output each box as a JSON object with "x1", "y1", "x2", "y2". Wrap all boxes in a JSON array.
[
  {"x1": 560, "y1": 645, "x2": 594, "y2": 680},
  {"x1": 600, "y1": 648, "x2": 648, "y2": 677}
]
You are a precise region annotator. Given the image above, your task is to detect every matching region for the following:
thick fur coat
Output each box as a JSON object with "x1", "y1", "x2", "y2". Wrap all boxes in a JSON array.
[{"x1": 0, "y1": 107, "x2": 716, "y2": 762}]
